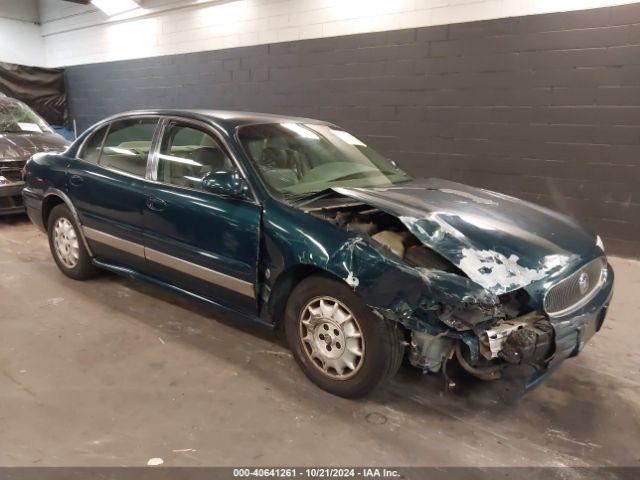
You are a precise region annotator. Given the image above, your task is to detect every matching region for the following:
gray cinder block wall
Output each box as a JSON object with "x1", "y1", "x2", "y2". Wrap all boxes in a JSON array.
[{"x1": 66, "y1": 4, "x2": 640, "y2": 257}]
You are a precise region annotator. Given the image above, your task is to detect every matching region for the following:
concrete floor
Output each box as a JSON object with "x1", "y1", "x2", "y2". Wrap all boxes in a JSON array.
[{"x1": 1, "y1": 215, "x2": 639, "y2": 467}]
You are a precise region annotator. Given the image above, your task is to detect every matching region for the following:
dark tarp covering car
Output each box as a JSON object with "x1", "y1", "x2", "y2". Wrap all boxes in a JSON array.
[{"x1": 0, "y1": 62, "x2": 68, "y2": 127}]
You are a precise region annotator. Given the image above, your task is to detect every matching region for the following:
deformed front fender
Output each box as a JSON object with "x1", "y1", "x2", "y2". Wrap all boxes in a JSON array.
[
  {"x1": 326, "y1": 235, "x2": 501, "y2": 332},
  {"x1": 261, "y1": 199, "x2": 499, "y2": 330}
]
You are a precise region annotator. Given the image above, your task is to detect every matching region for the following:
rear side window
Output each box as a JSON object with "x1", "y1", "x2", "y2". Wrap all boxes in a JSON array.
[
  {"x1": 99, "y1": 118, "x2": 157, "y2": 177},
  {"x1": 79, "y1": 125, "x2": 108, "y2": 164}
]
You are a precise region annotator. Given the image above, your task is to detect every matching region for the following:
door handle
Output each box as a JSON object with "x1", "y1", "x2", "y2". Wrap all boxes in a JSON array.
[
  {"x1": 69, "y1": 175, "x2": 84, "y2": 186},
  {"x1": 146, "y1": 197, "x2": 167, "y2": 212}
]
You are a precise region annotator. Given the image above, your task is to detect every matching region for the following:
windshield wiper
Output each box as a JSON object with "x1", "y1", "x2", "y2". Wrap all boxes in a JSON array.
[
  {"x1": 328, "y1": 170, "x2": 383, "y2": 182},
  {"x1": 285, "y1": 188, "x2": 336, "y2": 206}
]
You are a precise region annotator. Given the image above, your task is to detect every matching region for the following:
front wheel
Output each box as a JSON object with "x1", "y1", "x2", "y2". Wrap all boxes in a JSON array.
[{"x1": 284, "y1": 276, "x2": 404, "y2": 398}]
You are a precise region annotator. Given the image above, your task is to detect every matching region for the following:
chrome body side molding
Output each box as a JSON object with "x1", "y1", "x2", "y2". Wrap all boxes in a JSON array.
[
  {"x1": 83, "y1": 227, "x2": 145, "y2": 258},
  {"x1": 91, "y1": 257, "x2": 270, "y2": 327},
  {"x1": 82, "y1": 226, "x2": 255, "y2": 299},
  {"x1": 145, "y1": 247, "x2": 255, "y2": 298}
]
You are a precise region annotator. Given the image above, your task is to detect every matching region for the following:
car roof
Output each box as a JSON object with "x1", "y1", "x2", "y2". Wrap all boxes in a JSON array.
[{"x1": 107, "y1": 109, "x2": 334, "y2": 129}]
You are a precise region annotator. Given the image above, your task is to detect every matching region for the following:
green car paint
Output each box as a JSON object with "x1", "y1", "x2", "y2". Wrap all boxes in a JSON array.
[{"x1": 22, "y1": 109, "x2": 613, "y2": 388}]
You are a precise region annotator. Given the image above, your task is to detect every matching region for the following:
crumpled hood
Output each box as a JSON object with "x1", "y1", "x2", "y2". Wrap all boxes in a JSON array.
[
  {"x1": 0, "y1": 132, "x2": 69, "y2": 161},
  {"x1": 334, "y1": 178, "x2": 599, "y2": 295}
]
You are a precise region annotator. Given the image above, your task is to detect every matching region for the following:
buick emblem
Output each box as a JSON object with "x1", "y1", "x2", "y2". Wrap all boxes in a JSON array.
[{"x1": 578, "y1": 272, "x2": 590, "y2": 295}]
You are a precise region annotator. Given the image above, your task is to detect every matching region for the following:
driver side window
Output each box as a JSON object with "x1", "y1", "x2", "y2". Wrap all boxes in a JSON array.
[{"x1": 157, "y1": 123, "x2": 235, "y2": 191}]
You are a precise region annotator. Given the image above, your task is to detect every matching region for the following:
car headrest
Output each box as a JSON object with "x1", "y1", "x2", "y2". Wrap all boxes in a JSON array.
[
  {"x1": 200, "y1": 135, "x2": 216, "y2": 147},
  {"x1": 260, "y1": 147, "x2": 289, "y2": 168},
  {"x1": 194, "y1": 147, "x2": 227, "y2": 171}
]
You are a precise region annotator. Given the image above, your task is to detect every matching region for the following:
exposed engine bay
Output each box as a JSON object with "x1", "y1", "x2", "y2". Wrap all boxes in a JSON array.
[
  {"x1": 307, "y1": 200, "x2": 460, "y2": 272},
  {"x1": 306, "y1": 199, "x2": 555, "y2": 381}
]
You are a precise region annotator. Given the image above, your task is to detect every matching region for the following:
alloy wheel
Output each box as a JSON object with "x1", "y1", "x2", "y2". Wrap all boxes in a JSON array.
[{"x1": 298, "y1": 296, "x2": 365, "y2": 380}]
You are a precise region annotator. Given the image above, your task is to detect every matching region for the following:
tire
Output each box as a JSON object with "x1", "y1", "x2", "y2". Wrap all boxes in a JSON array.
[
  {"x1": 284, "y1": 275, "x2": 404, "y2": 398},
  {"x1": 47, "y1": 204, "x2": 98, "y2": 280}
]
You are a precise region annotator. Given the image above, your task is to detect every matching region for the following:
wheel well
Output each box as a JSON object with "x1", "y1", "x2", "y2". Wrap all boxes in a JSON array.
[
  {"x1": 41, "y1": 195, "x2": 64, "y2": 231},
  {"x1": 267, "y1": 265, "x2": 343, "y2": 326}
]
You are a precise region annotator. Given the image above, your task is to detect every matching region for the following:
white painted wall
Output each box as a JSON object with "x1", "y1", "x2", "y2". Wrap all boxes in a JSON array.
[
  {"x1": 1, "y1": 0, "x2": 39, "y2": 22},
  {"x1": 4, "y1": 0, "x2": 640, "y2": 67},
  {"x1": 0, "y1": 0, "x2": 43, "y2": 66}
]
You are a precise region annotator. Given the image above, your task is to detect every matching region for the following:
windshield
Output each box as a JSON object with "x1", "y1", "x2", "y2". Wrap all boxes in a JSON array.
[
  {"x1": 238, "y1": 123, "x2": 410, "y2": 198},
  {"x1": 0, "y1": 101, "x2": 52, "y2": 134}
]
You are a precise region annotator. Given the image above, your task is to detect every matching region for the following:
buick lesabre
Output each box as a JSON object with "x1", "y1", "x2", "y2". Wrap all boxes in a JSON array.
[{"x1": 22, "y1": 110, "x2": 613, "y2": 397}]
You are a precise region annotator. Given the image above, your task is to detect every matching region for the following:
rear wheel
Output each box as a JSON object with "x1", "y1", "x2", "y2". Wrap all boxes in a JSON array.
[
  {"x1": 284, "y1": 276, "x2": 404, "y2": 398},
  {"x1": 47, "y1": 204, "x2": 97, "y2": 280}
]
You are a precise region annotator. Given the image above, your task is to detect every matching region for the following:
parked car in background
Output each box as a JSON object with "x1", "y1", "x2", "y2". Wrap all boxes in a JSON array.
[
  {"x1": 22, "y1": 110, "x2": 613, "y2": 398},
  {"x1": 0, "y1": 95, "x2": 69, "y2": 215}
]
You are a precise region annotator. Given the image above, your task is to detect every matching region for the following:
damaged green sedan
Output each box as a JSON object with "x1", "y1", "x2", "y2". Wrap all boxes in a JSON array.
[{"x1": 23, "y1": 110, "x2": 613, "y2": 398}]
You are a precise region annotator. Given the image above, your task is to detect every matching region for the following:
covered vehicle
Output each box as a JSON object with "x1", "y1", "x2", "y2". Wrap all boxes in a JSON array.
[
  {"x1": 22, "y1": 110, "x2": 613, "y2": 398},
  {"x1": 0, "y1": 95, "x2": 69, "y2": 215}
]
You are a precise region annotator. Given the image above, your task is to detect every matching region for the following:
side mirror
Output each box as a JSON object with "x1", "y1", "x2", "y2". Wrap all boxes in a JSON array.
[{"x1": 201, "y1": 170, "x2": 247, "y2": 198}]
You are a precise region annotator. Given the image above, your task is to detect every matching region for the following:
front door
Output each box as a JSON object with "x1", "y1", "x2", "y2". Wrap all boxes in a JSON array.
[
  {"x1": 142, "y1": 120, "x2": 261, "y2": 314},
  {"x1": 67, "y1": 117, "x2": 159, "y2": 271}
]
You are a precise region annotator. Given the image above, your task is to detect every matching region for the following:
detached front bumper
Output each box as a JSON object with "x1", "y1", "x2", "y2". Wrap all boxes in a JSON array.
[{"x1": 0, "y1": 181, "x2": 26, "y2": 215}]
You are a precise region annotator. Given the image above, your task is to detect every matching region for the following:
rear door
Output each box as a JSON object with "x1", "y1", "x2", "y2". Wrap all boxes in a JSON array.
[
  {"x1": 67, "y1": 117, "x2": 159, "y2": 270},
  {"x1": 142, "y1": 118, "x2": 261, "y2": 314}
]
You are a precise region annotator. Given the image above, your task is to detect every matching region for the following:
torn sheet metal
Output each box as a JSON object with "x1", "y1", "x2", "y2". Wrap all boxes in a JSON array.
[
  {"x1": 333, "y1": 178, "x2": 598, "y2": 295},
  {"x1": 260, "y1": 173, "x2": 612, "y2": 382},
  {"x1": 321, "y1": 234, "x2": 502, "y2": 332}
]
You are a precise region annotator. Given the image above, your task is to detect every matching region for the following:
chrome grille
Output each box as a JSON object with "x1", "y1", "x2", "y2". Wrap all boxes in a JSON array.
[{"x1": 543, "y1": 257, "x2": 607, "y2": 316}]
